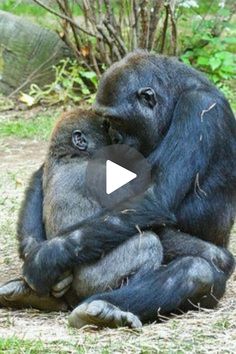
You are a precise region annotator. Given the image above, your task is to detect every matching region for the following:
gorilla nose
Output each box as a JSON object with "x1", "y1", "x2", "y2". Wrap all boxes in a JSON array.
[
  {"x1": 92, "y1": 102, "x2": 107, "y2": 115},
  {"x1": 92, "y1": 103, "x2": 121, "y2": 120}
]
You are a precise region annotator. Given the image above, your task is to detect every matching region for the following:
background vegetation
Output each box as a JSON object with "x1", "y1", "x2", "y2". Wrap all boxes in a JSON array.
[{"x1": 0, "y1": 0, "x2": 235, "y2": 112}]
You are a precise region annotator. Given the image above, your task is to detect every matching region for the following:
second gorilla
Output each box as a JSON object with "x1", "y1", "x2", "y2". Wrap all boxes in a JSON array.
[{"x1": 0, "y1": 109, "x2": 163, "y2": 329}]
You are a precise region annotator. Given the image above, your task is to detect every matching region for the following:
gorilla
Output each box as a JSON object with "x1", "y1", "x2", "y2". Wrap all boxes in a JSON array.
[
  {"x1": 0, "y1": 109, "x2": 163, "y2": 328},
  {"x1": 2, "y1": 51, "x2": 235, "y2": 326}
]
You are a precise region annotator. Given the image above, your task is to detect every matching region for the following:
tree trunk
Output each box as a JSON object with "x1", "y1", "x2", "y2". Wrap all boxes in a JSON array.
[{"x1": 0, "y1": 10, "x2": 72, "y2": 95}]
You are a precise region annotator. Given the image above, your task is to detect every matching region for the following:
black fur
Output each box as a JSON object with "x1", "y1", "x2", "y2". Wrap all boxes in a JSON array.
[
  {"x1": 19, "y1": 51, "x2": 235, "y2": 321},
  {"x1": 17, "y1": 165, "x2": 46, "y2": 260}
]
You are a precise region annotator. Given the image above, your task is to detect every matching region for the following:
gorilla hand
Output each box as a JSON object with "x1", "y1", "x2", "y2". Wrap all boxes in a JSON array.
[
  {"x1": 51, "y1": 271, "x2": 73, "y2": 298},
  {"x1": 22, "y1": 226, "x2": 123, "y2": 295},
  {"x1": 22, "y1": 238, "x2": 75, "y2": 296}
]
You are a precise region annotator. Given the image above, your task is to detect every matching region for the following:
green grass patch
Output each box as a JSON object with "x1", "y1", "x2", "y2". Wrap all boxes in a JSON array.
[
  {"x1": 0, "y1": 337, "x2": 49, "y2": 354},
  {"x1": 0, "y1": 337, "x2": 77, "y2": 354},
  {"x1": 0, "y1": 113, "x2": 58, "y2": 140}
]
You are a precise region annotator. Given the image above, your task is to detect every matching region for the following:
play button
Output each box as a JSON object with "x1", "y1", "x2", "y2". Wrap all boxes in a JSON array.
[
  {"x1": 85, "y1": 144, "x2": 151, "y2": 209},
  {"x1": 106, "y1": 160, "x2": 137, "y2": 194}
]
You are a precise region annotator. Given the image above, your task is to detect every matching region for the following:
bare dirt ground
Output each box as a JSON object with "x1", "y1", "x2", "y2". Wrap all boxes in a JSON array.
[{"x1": 0, "y1": 137, "x2": 235, "y2": 353}]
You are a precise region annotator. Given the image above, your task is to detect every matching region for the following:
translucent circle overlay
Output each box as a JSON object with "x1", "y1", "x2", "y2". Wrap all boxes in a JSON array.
[{"x1": 85, "y1": 144, "x2": 152, "y2": 210}]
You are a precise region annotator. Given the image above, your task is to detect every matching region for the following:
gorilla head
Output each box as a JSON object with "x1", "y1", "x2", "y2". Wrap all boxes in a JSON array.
[
  {"x1": 49, "y1": 109, "x2": 111, "y2": 158},
  {"x1": 94, "y1": 50, "x2": 211, "y2": 156}
]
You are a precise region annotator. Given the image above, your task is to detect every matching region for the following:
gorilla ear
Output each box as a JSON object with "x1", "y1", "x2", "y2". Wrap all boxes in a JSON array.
[
  {"x1": 72, "y1": 130, "x2": 88, "y2": 151},
  {"x1": 137, "y1": 87, "x2": 157, "y2": 108}
]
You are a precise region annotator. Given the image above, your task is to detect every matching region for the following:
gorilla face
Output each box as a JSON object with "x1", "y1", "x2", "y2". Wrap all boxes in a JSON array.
[
  {"x1": 94, "y1": 51, "x2": 174, "y2": 156},
  {"x1": 49, "y1": 110, "x2": 111, "y2": 159}
]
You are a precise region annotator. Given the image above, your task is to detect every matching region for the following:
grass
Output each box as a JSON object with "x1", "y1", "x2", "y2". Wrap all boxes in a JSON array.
[
  {"x1": 0, "y1": 112, "x2": 58, "y2": 140},
  {"x1": 0, "y1": 337, "x2": 84, "y2": 354},
  {"x1": 0, "y1": 337, "x2": 48, "y2": 354}
]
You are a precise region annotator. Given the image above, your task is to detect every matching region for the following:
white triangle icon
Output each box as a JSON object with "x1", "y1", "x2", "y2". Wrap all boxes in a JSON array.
[{"x1": 106, "y1": 160, "x2": 137, "y2": 195}]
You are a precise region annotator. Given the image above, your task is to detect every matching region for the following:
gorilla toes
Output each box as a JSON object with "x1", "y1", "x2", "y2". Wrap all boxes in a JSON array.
[
  {"x1": 203, "y1": 246, "x2": 235, "y2": 277},
  {"x1": 0, "y1": 278, "x2": 68, "y2": 311},
  {"x1": 68, "y1": 300, "x2": 142, "y2": 329},
  {"x1": 0, "y1": 278, "x2": 29, "y2": 301}
]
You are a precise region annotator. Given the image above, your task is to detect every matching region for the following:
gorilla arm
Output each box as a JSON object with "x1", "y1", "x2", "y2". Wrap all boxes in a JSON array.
[{"x1": 17, "y1": 165, "x2": 46, "y2": 260}]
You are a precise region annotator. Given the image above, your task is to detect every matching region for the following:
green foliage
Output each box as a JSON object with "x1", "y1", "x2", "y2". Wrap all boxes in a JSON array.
[
  {"x1": 0, "y1": 0, "x2": 47, "y2": 16},
  {"x1": 3, "y1": 0, "x2": 234, "y2": 108},
  {"x1": 179, "y1": 1, "x2": 236, "y2": 106},
  {"x1": 28, "y1": 59, "x2": 98, "y2": 106}
]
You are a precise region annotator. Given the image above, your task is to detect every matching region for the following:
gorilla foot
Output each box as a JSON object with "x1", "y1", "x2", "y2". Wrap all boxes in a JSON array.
[
  {"x1": 68, "y1": 300, "x2": 142, "y2": 329},
  {"x1": 0, "y1": 278, "x2": 29, "y2": 301},
  {"x1": 0, "y1": 278, "x2": 68, "y2": 311}
]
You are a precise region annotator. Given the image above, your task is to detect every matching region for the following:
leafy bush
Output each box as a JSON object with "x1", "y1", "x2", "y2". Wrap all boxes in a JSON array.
[
  {"x1": 25, "y1": 59, "x2": 97, "y2": 106},
  {"x1": 16, "y1": 0, "x2": 235, "y2": 108},
  {"x1": 179, "y1": 1, "x2": 235, "y2": 106}
]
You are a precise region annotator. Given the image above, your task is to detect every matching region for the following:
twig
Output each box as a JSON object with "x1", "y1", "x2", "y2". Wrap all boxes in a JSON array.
[
  {"x1": 168, "y1": 4, "x2": 177, "y2": 55},
  {"x1": 139, "y1": 0, "x2": 149, "y2": 49},
  {"x1": 200, "y1": 103, "x2": 217, "y2": 122},
  {"x1": 32, "y1": 0, "x2": 101, "y2": 38},
  {"x1": 90, "y1": 0, "x2": 98, "y2": 23},
  {"x1": 59, "y1": 0, "x2": 82, "y2": 51},
  {"x1": 148, "y1": 0, "x2": 164, "y2": 51},
  {"x1": 160, "y1": 4, "x2": 169, "y2": 53},
  {"x1": 104, "y1": 0, "x2": 117, "y2": 29},
  {"x1": 132, "y1": 0, "x2": 139, "y2": 49},
  {"x1": 103, "y1": 19, "x2": 128, "y2": 55},
  {"x1": 97, "y1": 0, "x2": 103, "y2": 22},
  {"x1": 194, "y1": 173, "x2": 207, "y2": 198},
  {"x1": 97, "y1": 25, "x2": 122, "y2": 61},
  {"x1": 89, "y1": 42, "x2": 102, "y2": 77},
  {"x1": 82, "y1": 0, "x2": 98, "y2": 33}
]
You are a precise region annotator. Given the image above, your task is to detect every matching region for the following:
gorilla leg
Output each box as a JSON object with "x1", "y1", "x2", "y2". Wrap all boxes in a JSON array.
[
  {"x1": 0, "y1": 232, "x2": 162, "y2": 313},
  {"x1": 69, "y1": 257, "x2": 225, "y2": 327},
  {"x1": 69, "y1": 229, "x2": 235, "y2": 328},
  {"x1": 68, "y1": 231, "x2": 163, "y2": 328},
  {"x1": 159, "y1": 228, "x2": 235, "y2": 277},
  {"x1": 72, "y1": 231, "x2": 163, "y2": 300}
]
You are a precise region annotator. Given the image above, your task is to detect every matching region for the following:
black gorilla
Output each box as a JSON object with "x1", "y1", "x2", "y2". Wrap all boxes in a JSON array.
[{"x1": 14, "y1": 51, "x2": 236, "y2": 324}]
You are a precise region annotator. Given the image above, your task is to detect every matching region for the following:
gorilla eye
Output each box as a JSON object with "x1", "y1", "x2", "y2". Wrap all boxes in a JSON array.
[
  {"x1": 72, "y1": 130, "x2": 88, "y2": 151},
  {"x1": 138, "y1": 87, "x2": 157, "y2": 108}
]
